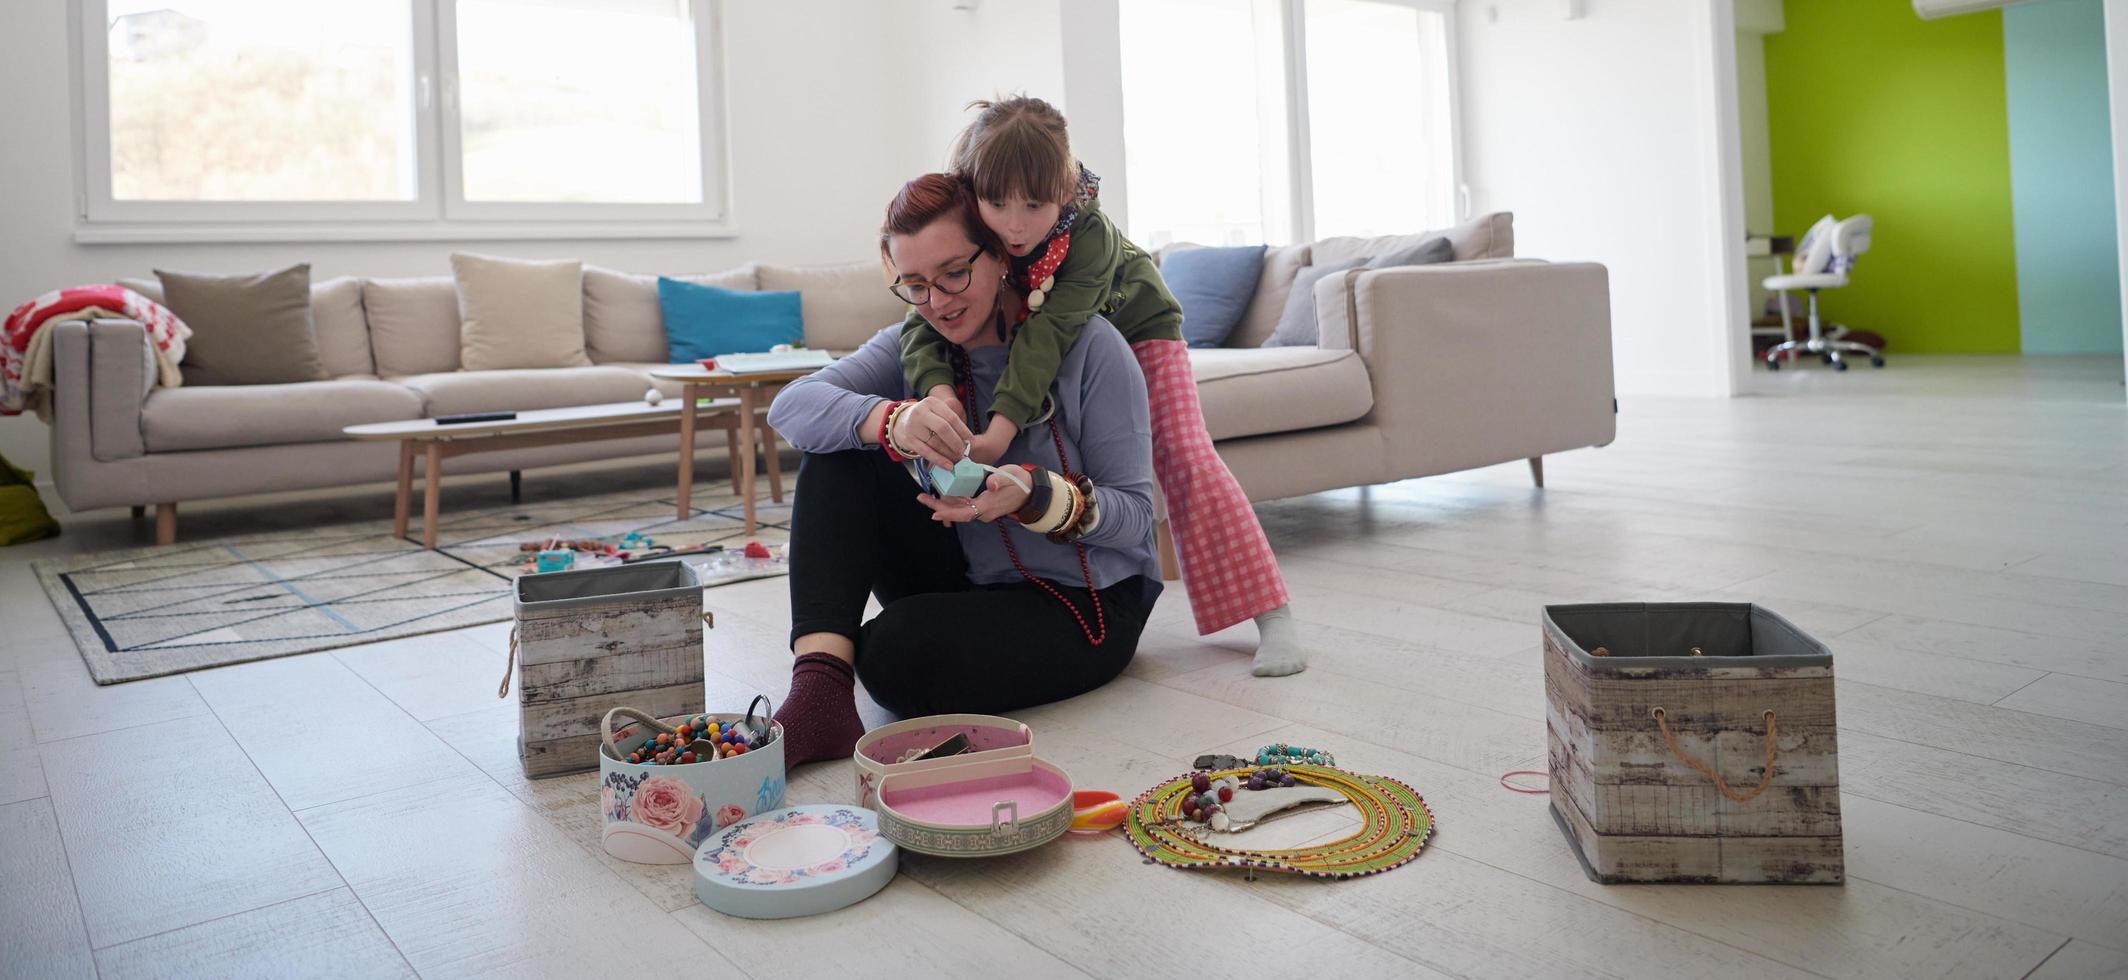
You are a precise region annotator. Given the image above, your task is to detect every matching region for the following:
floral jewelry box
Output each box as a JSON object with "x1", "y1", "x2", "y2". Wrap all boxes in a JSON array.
[
  {"x1": 853, "y1": 714, "x2": 1075, "y2": 858},
  {"x1": 600, "y1": 709, "x2": 788, "y2": 865}
]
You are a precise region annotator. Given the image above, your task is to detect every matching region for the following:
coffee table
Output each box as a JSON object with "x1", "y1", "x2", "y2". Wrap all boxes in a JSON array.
[
  {"x1": 344, "y1": 399, "x2": 741, "y2": 549},
  {"x1": 649, "y1": 364, "x2": 826, "y2": 533}
]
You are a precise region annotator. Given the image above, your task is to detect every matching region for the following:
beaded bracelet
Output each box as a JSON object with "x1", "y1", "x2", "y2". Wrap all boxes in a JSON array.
[
  {"x1": 1255, "y1": 742, "x2": 1335, "y2": 767},
  {"x1": 878, "y1": 400, "x2": 916, "y2": 461}
]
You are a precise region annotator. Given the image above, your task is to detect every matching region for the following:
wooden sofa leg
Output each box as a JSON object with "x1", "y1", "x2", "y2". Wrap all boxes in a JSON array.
[
  {"x1": 1528, "y1": 456, "x2": 1545, "y2": 489},
  {"x1": 154, "y1": 502, "x2": 177, "y2": 546},
  {"x1": 131, "y1": 505, "x2": 145, "y2": 520},
  {"x1": 1155, "y1": 517, "x2": 1182, "y2": 582}
]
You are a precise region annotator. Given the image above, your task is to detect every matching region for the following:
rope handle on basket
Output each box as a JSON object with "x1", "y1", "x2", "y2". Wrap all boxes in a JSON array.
[
  {"x1": 497, "y1": 612, "x2": 713, "y2": 700},
  {"x1": 600, "y1": 706, "x2": 679, "y2": 761},
  {"x1": 1651, "y1": 706, "x2": 1780, "y2": 803}
]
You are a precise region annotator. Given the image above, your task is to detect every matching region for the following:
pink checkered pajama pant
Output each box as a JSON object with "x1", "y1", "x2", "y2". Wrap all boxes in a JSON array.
[{"x1": 1131, "y1": 338, "x2": 1291, "y2": 634}]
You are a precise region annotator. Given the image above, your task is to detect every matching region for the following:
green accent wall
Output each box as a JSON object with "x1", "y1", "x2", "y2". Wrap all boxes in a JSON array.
[
  {"x1": 2005, "y1": 0, "x2": 2123, "y2": 355},
  {"x1": 1766, "y1": 0, "x2": 2021, "y2": 353}
]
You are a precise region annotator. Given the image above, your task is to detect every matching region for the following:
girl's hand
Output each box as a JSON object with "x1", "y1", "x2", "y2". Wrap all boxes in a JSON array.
[
  {"x1": 967, "y1": 416, "x2": 1019, "y2": 465},
  {"x1": 892, "y1": 395, "x2": 976, "y2": 470},
  {"x1": 925, "y1": 384, "x2": 962, "y2": 421}
]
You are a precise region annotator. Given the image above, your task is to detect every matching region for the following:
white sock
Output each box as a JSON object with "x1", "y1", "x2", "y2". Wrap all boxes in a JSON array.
[{"x1": 1251, "y1": 604, "x2": 1310, "y2": 677}]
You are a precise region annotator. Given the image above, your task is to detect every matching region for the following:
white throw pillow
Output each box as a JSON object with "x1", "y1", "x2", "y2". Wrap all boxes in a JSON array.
[{"x1": 451, "y1": 253, "x2": 591, "y2": 371}]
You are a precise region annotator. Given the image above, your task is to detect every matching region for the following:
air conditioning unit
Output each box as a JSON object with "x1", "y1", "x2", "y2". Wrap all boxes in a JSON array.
[{"x1": 1913, "y1": 0, "x2": 2033, "y2": 19}]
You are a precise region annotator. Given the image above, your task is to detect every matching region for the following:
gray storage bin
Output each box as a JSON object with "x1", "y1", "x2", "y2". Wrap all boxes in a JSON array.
[
  {"x1": 1544, "y1": 602, "x2": 1843, "y2": 884},
  {"x1": 512, "y1": 560, "x2": 708, "y2": 778}
]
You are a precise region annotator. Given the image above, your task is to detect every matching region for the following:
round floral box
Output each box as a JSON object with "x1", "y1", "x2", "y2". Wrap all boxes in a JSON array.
[
  {"x1": 693, "y1": 805, "x2": 898, "y2": 919},
  {"x1": 599, "y1": 711, "x2": 787, "y2": 865}
]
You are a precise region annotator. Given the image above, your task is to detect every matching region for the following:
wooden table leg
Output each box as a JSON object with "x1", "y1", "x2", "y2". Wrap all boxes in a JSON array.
[
  {"x1": 422, "y1": 442, "x2": 443, "y2": 550},
  {"x1": 677, "y1": 383, "x2": 700, "y2": 520},
  {"x1": 393, "y1": 439, "x2": 414, "y2": 539},
  {"x1": 762, "y1": 418, "x2": 784, "y2": 504},
  {"x1": 736, "y1": 386, "x2": 760, "y2": 534}
]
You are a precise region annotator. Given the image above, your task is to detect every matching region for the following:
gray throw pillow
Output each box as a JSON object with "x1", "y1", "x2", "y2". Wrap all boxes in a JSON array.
[
  {"x1": 1262, "y1": 258, "x2": 1365, "y2": 348},
  {"x1": 155, "y1": 263, "x2": 327, "y2": 387},
  {"x1": 1366, "y1": 235, "x2": 1455, "y2": 269}
]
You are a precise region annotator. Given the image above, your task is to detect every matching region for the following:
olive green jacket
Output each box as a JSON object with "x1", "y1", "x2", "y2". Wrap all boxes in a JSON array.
[{"x1": 898, "y1": 197, "x2": 1183, "y2": 428}]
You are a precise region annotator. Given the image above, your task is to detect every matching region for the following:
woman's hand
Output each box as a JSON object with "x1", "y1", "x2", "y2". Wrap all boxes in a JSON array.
[
  {"x1": 915, "y1": 470, "x2": 1030, "y2": 527},
  {"x1": 892, "y1": 394, "x2": 977, "y2": 470}
]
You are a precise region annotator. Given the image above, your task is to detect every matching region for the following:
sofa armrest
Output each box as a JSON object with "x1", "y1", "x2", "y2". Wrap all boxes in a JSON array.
[
  {"x1": 50, "y1": 318, "x2": 152, "y2": 463},
  {"x1": 1316, "y1": 260, "x2": 1616, "y2": 474}
]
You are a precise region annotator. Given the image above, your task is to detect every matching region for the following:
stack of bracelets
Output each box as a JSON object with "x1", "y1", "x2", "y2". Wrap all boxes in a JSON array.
[{"x1": 875, "y1": 399, "x2": 1099, "y2": 543}]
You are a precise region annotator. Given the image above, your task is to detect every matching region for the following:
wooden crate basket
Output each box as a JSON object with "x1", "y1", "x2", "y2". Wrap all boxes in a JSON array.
[
  {"x1": 513, "y1": 560, "x2": 707, "y2": 778},
  {"x1": 1543, "y1": 602, "x2": 1843, "y2": 884}
]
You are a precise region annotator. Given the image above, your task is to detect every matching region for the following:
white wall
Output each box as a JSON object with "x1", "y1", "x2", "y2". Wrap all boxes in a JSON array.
[
  {"x1": 1456, "y1": 0, "x2": 1742, "y2": 397},
  {"x1": 898, "y1": 0, "x2": 1070, "y2": 169},
  {"x1": 0, "y1": 1, "x2": 970, "y2": 482},
  {"x1": 1736, "y1": 16, "x2": 1780, "y2": 323}
]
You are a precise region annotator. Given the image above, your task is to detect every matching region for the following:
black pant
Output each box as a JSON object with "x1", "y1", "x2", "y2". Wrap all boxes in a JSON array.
[{"x1": 787, "y1": 449, "x2": 1158, "y2": 718}]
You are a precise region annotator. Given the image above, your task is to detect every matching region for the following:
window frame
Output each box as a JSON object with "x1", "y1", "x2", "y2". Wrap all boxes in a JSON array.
[
  {"x1": 1121, "y1": 0, "x2": 1465, "y2": 247},
  {"x1": 1289, "y1": 0, "x2": 1465, "y2": 241},
  {"x1": 71, "y1": 0, "x2": 733, "y2": 242}
]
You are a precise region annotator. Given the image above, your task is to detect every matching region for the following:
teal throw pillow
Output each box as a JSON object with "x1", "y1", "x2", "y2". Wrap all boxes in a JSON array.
[{"x1": 657, "y1": 277, "x2": 803, "y2": 363}]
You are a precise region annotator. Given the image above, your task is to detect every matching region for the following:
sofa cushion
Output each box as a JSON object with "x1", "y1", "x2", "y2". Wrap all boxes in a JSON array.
[
  {"x1": 757, "y1": 261, "x2": 906, "y2": 352},
  {"x1": 154, "y1": 263, "x2": 329, "y2": 387},
  {"x1": 583, "y1": 265, "x2": 757, "y2": 364},
  {"x1": 142, "y1": 378, "x2": 424, "y2": 452},
  {"x1": 1187, "y1": 347, "x2": 1374, "y2": 441},
  {"x1": 363, "y1": 276, "x2": 462, "y2": 377},
  {"x1": 125, "y1": 275, "x2": 374, "y2": 377},
  {"x1": 451, "y1": 253, "x2": 591, "y2": 370},
  {"x1": 1367, "y1": 235, "x2": 1455, "y2": 270},
  {"x1": 392, "y1": 366, "x2": 653, "y2": 417},
  {"x1": 658, "y1": 278, "x2": 803, "y2": 363},
  {"x1": 1226, "y1": 244, "x2": 1313, "y2": 349},
  {"x1": 1263, "y1": 258, "x2": 1367, "y2": 348},
  {"x1": 1164, "y1": 245, "x2": 1265, "y2": 348},
  {"x1": 1311, "y1": 211, "x2": 1515, "y2": 268}
]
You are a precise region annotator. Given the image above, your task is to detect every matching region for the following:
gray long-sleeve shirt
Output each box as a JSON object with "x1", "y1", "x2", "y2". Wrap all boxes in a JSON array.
[{"x1": 767, "y1": 317, "x2": 1159, "y2": 590}]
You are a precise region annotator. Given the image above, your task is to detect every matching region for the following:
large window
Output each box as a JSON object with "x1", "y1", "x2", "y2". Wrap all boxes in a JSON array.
[
  {"x1": 1120, "y1": 0, "x2": 1459, "y2": 248},
  {"x1": 80, "y1": 0, "x2": 726, "y2": 238}
]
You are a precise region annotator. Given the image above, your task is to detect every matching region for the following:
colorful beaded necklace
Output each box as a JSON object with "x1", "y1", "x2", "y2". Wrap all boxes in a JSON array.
[{"x1": 948, "y1": 328, "x2": 1107, "y2": 647}]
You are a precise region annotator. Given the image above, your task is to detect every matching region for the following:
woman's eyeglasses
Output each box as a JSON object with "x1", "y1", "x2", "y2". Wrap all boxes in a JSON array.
[{"x1": 888, "y1": 248, "x2": 984, "y2": 305}]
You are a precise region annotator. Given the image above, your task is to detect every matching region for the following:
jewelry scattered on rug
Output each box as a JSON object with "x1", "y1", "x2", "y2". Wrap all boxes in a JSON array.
[{"x1": 514, "y1": 532, "x2": 782, "y2": 575}]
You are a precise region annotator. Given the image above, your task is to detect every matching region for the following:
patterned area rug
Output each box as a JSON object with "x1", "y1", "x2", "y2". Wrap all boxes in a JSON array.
[{"x1": 35, "y1": 480, "x2": 793, "y2": 684}]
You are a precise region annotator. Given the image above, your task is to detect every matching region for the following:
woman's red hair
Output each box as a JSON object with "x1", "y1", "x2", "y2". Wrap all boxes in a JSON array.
[{"x1": 879, "y1": 173, "x2": 1005, "y2": 266}]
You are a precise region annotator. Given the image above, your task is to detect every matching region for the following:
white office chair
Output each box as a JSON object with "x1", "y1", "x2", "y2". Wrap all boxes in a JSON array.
[{"x1": 1763, "y1": 213, "x2": 1883, "y2": 371}]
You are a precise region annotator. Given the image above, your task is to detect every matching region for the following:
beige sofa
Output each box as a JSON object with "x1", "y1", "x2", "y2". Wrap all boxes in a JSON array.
[{"x1": 46, "y1": 211, "x2": 1614, "y2": 542}]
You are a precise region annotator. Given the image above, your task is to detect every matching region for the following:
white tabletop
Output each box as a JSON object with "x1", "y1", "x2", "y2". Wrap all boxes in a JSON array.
[{"x1": 343, "y1": 397, "x2": 740, "y2": 440}]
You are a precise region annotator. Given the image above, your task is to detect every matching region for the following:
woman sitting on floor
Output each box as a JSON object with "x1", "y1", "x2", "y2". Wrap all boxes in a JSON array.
[{"x1": 766, "y1": 173, "x2": 1163, "y2": 768}]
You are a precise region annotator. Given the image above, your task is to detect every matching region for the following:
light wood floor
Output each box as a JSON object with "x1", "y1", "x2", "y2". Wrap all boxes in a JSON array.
[{"x1": 3, "y1": 354, "x2": 2124, "y2": 979}]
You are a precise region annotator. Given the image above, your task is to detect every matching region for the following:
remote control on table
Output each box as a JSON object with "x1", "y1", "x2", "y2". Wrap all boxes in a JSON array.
[{"x1": 434, "y1": 411, "x2": 517, "y2": 425}]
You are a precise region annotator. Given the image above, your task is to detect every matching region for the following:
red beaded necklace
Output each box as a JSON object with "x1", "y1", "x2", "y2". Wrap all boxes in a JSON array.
[{"x1": 949, "y1": 337, "x2": 1107, "y2": 647}]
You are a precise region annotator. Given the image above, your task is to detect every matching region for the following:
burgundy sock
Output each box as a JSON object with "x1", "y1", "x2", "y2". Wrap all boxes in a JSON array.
[{"x1": 772, "y1": 652, "x2": 865, "y2": 771}]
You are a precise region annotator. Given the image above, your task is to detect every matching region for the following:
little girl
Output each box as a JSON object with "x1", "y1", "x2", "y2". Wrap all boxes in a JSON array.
[{"x1": 897, "y1": 96, "x2": 1310, "y2": 677}]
